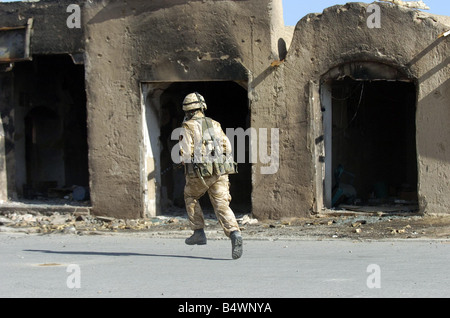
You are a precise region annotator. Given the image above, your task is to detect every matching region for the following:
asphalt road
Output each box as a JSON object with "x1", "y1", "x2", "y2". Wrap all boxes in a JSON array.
[{"x1": 1, "y1": 232, "x2": 450, "y2": 298}]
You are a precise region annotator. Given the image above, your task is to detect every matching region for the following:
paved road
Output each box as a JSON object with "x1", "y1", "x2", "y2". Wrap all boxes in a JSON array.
[{"x1": 1, "y1": 232, "x2": 450, "y2": 298}]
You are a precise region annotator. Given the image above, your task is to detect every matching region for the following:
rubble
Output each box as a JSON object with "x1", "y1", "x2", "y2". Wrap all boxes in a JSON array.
[
  {"x1": 237, "y1": 214, "x2": 259, "y2": 226},
  {"x1": 1, "y1": 210, "x2": 450, "y2": 241},
  {"x1": 0, "y1": 211, "x2": 191, "y2": 235}
]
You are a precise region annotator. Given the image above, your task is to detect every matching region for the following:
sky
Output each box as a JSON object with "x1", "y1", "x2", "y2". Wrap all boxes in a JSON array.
[
  {"x1": 282, "y1": 0, "x2": 450, "y2": 25},
  {"x1": 0, "y1": 0, "x2": 449, "y2": 25}
]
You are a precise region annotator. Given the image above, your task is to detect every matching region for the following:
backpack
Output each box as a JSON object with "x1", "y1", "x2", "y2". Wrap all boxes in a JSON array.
[{"x1": 185, "y1": 117, "x2": 238, "y2": 178}]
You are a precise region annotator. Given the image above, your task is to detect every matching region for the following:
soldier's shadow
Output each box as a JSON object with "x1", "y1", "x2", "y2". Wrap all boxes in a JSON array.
[{"x1": 24, "y1": 249, "x2": 231, "y2": 261}]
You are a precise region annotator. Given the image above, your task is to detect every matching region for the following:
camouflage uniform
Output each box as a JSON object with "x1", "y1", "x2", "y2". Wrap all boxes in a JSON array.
[
  {"x1": 178, "y1": 92, "x2": 242, "y2": 259},
  {"x1": 180, "y1": 112, "x2": 240, "y2": 238}
]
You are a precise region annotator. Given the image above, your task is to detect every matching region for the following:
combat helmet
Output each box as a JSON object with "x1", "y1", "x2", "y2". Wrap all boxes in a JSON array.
[{"x1": 182, "y1": 92, "x2": 207, "y2": 112}]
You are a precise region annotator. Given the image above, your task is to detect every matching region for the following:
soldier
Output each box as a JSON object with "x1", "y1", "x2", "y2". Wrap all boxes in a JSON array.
[{"x1": 178, "y1": 92, "x2": 243, "y2": 260}]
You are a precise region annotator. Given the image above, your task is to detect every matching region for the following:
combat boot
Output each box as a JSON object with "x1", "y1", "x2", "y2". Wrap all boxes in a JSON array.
[
  {"x1": 230, "y1": 231, "x2": 243, "y2": 259},
  {"x1": 185, "y1": 229, "x2": 207, "y2": 245}
]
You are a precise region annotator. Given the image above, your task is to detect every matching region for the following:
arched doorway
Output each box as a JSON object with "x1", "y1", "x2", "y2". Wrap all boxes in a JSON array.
[
  {"x1": 24, "y1": 106, "x2": 63, "y2": 196},
  {"x1": 317, "y1": 62, "x2": 418, "y2": 212},
  {"x1": 12, "y1": 54, "x2": 89, "y2": 202},
  {"x1": 142, "y1": 81, "x2": 252, "y2": 217}
]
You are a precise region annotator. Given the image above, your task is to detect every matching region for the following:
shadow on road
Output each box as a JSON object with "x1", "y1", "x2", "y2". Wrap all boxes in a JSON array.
[{"x1": 24, "y1": 249, "x2": 231, "y2": 261}]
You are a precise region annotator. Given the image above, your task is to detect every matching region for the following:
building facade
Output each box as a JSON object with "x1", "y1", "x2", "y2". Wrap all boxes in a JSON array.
[{"x1": 0, "y1": 0, "x2": 448, "y2": 219}]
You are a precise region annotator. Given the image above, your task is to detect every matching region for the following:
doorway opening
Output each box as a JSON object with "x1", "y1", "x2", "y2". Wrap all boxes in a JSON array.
[
  {"x1": 10, "y1": 54, "x2": 90, "y2": 205},
  {"x1": 321, "y1": 77, "x2": 418, "y2": 212},
  {"x1": 142, "y1": 81, "x2": 251, "y2": 217}
]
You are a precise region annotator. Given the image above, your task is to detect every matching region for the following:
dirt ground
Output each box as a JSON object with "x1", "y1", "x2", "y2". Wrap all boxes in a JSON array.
[
  {"x1": 239, "y1": 213, "x2": 450, "y2": 241},
  {"x1": 155, "y1": 212, "x2": 450, "y2": 241},
  {"x1": 3, "y1": 207, "x2": 450, "y2": 241}
]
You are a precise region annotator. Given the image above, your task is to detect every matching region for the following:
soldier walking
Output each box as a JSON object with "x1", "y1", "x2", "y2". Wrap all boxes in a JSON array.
[{"x1": 178, "y1": 92, "x2": 243, "y2": 260}]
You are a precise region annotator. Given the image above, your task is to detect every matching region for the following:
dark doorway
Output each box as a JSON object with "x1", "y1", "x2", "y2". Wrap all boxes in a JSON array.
[
  {"x1": 327, "y1": 78, "x2": 418, "y2": 210},
  {"x1": 158, "y1": 81, "x2": 251, "y2": 215},
  {"x1": 13, "y1": 54, "x2": 89, "y2": 202},
  {"x1": 24, "y1": 106, "x2": 63, "y2": 195}
]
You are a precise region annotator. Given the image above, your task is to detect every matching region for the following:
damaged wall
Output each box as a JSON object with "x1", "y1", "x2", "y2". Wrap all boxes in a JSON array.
[
  {"x1": 0, "y1": 0, "x2": 84, "y2": 202},
  {"x1": 417, "y1": 43, "x2": 450, "y2": 215},
  {"x1": 0, "y1": 72, "x2": 12, "y2": 202},
  {"x1": 1, "y1": 1, "x2": 448, "y2": 220},
  {"x1": 82, "y1": 0, "x2": 290, "y2": 218},
  {"x1": 0, "y1": 0, "x2": 84, "y2": 55},
  {"x1": 258, "y1": 2, "x2": 450, "y2": 219}
]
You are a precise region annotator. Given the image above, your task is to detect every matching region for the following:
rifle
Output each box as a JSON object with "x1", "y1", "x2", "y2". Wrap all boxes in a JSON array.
[{"x1": 161, "y1": 163, "x2": 183, "y2": 176}]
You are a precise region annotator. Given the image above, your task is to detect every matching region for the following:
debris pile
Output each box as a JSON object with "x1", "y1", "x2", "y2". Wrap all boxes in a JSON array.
[
  {"x1": 0, "y1": 212, "x2": 190, "y2": 235},
  {"x1": 1, "y1": 210, "x2": 450, "y2": 240},
  {"x1": 0, "y1": 211, "x2": 261, "y2": 236},
  {"x1": 237, "y1": 214, "x2": 258, "y2": 226}
]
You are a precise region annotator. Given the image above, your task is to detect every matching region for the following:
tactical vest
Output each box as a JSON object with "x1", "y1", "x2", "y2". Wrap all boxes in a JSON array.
[{"x1": 185, "y1": 117, "x2": 238, "y2": 178}]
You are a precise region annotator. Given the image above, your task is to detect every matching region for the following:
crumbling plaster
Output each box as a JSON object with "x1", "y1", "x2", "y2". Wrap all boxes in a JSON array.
[
  {"x1": 0, "y1": 0, "x2": 83, "y2": 55},
  {"x1": 82, "y1": 0, "x2": 288, "y2": 218},
  {"x1": 0, "y1": 0, "x2": 84, "y2": 203},
  {"x1": 251, "y1": 2, "x2": 449, "y2": 219},
  {"x1": 0, "y1": 0, "x2": 448, "y2": 220}
]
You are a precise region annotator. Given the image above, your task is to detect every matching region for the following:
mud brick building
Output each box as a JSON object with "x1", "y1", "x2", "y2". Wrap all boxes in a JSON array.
[{"x1": 0, "y1": 0, "x2": 448, "y2": 220}]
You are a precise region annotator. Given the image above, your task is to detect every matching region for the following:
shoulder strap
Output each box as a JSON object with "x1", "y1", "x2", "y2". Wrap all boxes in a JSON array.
[{"x1": 197, "y1": 117, "x2": 215, "y2": 141}]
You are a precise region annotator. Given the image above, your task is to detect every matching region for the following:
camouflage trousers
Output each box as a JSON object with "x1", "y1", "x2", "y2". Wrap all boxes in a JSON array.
[{"x1": 184, "y1": 174, "x2": 240, "y2": 237}]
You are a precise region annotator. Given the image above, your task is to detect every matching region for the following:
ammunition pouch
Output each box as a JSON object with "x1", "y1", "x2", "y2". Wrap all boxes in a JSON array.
[
  {"x1": 185, "y1": 159, "x2": 237, "y2": 178},
  {"x1": 185, "y1": 162, "x2": 213, "y2": 178},
  {"x1": 222, "y1": 158, "x2": 238, "y2": 175},
  {"x1": 184, "y1": 117, "x2": 239, "y2": 178}
]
